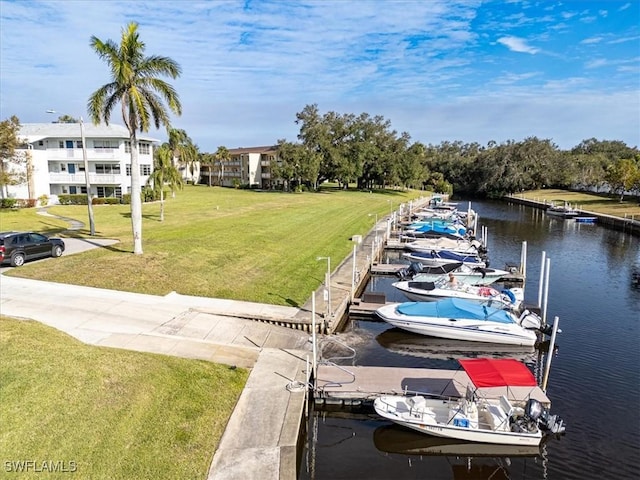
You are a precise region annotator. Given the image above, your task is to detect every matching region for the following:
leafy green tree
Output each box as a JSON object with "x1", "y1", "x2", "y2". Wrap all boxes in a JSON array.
[
  {"x1": 88, "y1": 21, "x2": 182, "y2": 254},
  {"x1": 147, "y1": 144, "x2": 183, "y2": 221},
  {"x1": 605, "y1": 158, "x2": 640, "y2": 201},
  {"x1": 0, "y1": 116, "x2": 26, "y2": 198}
]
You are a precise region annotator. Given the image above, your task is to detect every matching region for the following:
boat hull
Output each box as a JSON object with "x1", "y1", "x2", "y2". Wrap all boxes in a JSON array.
[
  {"x1": 374, "y1": 395, "x2": 542, "y2": 446},
  {"x1": 376, "y1": 301, "x2": 537, "y2": 346}
]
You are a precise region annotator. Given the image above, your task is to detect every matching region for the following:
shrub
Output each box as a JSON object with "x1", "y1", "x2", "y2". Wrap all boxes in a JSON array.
[
  {"x1": 105, "y1": 198, "x2": 120, "y2": 205},
  {"x1": 1, "y1": 198, "x2": 17, "y2": 209},
  {"x1": 38, "y1": 194, "x2": 49, "y2": 207},
  {"x1": 92, "y1": 198, "x2": 107, "y2": 205}
]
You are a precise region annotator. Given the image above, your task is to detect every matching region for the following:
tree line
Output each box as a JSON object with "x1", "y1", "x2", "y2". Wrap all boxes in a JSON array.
[{"x1": 266, "y1": 104, "x2": 640, "y2": 199}]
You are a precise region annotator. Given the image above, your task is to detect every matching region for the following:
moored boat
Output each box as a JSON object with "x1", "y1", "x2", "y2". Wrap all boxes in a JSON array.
[
  {"x1": 375, "y1": 298, "x2": 542, "y2": 346},
  {"x1": 373, "y1": 358, "x2": 566, "y2": 446}
]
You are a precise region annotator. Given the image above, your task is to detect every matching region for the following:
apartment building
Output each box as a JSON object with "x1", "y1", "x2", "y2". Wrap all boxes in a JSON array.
[
  {"x1": 200, "y1": 145, "x2": 282, "y2": 189},
  {"x1": 6, "y1": 122, "x2": 157, "y2": 202}
]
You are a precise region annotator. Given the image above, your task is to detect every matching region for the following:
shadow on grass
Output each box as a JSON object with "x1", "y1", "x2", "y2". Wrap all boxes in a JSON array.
[{"x1": 268, "y1": 293, "x2": 300, "y2": 308}]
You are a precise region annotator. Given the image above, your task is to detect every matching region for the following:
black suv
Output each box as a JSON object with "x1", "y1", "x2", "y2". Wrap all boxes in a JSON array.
[{"x1": 0, "y1": 231, "x2": 65, "y2": 267}]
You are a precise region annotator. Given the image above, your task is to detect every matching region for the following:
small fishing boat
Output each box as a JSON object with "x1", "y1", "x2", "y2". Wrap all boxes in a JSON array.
[
  {"x1": 373, "y1": 358, "x2": 566, "y2": 446},
  {"x1": 375, "y1": 298, "x2": 541, "y2": 346}
]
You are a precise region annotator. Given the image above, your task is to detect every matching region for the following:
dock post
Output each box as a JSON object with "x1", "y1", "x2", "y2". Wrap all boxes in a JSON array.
[
  {"x1": 311, "y1": 293, "x2": 317, "y2": 381},
  {"x1": 537, "y1": 251, "x2": 546, "y2": 309},
  {"x1": 351, "y1": 244, "x2": 356, "y2": 301},
  {"x1": 541, "y1": 316, "x2": 560, "y2": 392},
  {"x1": 542, "y1": 258, "x2": 551, "y2": 326},
  {"x1": 520, "y1": 241, "x2": 527, "y2": 278}
]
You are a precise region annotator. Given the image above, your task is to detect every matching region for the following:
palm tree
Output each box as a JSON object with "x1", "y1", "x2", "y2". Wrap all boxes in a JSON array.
[
  {"x1": 88, "y1": 21, "x2": 182, "y2": 254},
  {"x1": 215, "y1": 146, "x2": 230, "y2": 186},
  {"x1": 167, "y1": 128, "x2": 199, "y2": 185},
  {"x1": 147, "y1": 144, "x2": 183, "y2": 222}
]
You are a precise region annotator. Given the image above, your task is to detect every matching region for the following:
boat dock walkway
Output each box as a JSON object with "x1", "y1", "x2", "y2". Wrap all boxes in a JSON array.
[{"x1": 314, "y1": 365, "x2": 551, "y2": 407}]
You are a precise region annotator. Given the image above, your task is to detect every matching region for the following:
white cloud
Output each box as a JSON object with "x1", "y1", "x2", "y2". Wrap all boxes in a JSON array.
[
  {"x1": 0, "y1": 0, "x2": 637, "y2": 151},
  {"x1": 496, "y1": 36, "x2": 540, "y2": 54}
]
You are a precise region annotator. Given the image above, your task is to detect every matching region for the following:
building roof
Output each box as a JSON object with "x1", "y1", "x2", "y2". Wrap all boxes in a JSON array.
[
  {"x1": 19, "y1": 123, "x2": 160, "y2": 143},
  {"x1": 228, "y1": 145, "x2": 278, "y2": 155}
]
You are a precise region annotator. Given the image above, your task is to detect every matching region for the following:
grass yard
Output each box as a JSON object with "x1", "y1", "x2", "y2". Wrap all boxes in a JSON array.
[
  {"x1": 513, "y1": 189, "x2": 640, "y2": 218},
  {"x1": 0, "y1": 316, "x2": 248, "y2": 480},
  {"x1": 1, "y1": 185, "x2": 424, "y2": 306}
]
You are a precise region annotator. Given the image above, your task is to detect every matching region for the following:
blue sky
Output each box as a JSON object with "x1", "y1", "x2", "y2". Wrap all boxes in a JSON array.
[{"x1": 1, "y1": 0, "x2": 638, "y2": 152}]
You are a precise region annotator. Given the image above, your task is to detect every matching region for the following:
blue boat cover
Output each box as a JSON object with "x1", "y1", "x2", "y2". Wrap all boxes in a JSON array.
[{"x1": 396, "y1": 298, "x2": 515, "y2": 324}]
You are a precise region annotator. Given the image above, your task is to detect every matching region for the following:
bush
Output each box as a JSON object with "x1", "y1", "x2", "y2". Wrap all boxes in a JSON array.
[
  {"x1": 38, "y1": 194, "x2": 49, "y2": 207},
  {"x1": 58, "y1": 194, "x2": 88, "y2": 205},
  {"x1": 92, "y1": 198, "x2": 107, "y2": 205},
  {"x1": 1, "y1": 198, "x2": 17, "y2": 209},
  {"x1": 122, "y1": 194, "x2": 131, "y2": 205},
  {"x1": 105, "y1": 198, "x2": 120, "y2": 205}
]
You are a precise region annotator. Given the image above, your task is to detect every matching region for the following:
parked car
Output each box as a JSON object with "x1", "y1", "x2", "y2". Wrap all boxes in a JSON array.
[{"x1": 0, "y1": 231, "x2": 65, "y2": 267}]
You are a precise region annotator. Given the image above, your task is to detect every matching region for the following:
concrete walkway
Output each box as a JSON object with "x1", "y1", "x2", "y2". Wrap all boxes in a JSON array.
[{"x1": 0, "y1": 266, "x2": 311, "y2": 479}]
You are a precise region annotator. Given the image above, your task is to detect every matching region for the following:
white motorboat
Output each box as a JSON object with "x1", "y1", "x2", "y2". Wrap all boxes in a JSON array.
[
  {"x1": 375, "y1": 298, "x2": 541, "y2": 346},
  {"x1": 404, "y1": 238, "x2": 484, "y2": 255},
  {"x1": 402, "y1": 249, "x2": 488, "y2": 268},
  {"x1": 546, "y1": 201, "x2": 579, "y2": 219},
  {"x1": 398, "y1": 262, "x2": 509, "y2": 286},
  {"x1": 373, "y1": 358, "x2": 566, "y2": 446},
  {"x1": 392, "y1": 277, "x2": 522, "y2": 310}
]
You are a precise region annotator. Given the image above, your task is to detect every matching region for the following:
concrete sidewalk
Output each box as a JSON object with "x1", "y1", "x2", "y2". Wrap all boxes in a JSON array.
[{"x1": 0, "y1": 272, "x2": 312, "y2": 479}]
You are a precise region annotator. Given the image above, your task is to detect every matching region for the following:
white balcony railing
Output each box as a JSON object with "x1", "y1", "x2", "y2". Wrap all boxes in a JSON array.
[
  {"x1": 46, "y1": 148, "x2": 151, "y2": 160},
  {"x1": 48, "y1": 173, "x2": 122, "y2": 184}
]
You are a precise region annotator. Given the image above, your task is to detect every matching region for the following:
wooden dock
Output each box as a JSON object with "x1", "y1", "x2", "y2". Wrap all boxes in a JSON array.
[{"x1": 314, "y1": 365, "x2": 550, "y2": 407}]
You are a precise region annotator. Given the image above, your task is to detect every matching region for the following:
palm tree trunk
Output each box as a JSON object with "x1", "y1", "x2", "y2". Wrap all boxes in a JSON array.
[
  {"x1": 129, "y1": 132, "x2": 143, "y2": 254},
  {"x1": 160, "y1": 187, "x2": 165, "y2": 222}
]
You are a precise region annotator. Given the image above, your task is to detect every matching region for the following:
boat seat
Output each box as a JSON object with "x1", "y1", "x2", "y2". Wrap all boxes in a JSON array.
[
  {"x1": 499, "y1": 395, "x2": 514, "y2": 416},
  {"x1": 486, "y1": 404, "x2": 508, "y2": 430}
]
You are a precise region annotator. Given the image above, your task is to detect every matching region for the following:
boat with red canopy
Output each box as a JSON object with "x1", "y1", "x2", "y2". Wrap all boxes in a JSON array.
[{"x1": 374, "y1": 359, "x2": 565, "y2": 445}]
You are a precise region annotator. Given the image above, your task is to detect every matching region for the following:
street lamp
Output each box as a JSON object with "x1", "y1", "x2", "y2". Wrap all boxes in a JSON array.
[
  {"x1": 368, "y1": 213, "x2": 378, "y2": 243},
  {"x1": 316, "y1": 256, "x2": 331, "y2": 318},
  {"x1": 47, "y1": 110, "x2": 95, "y2": 235}
]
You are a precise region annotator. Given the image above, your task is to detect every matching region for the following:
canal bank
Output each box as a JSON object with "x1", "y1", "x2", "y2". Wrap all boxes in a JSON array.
[{"x1": 506, "y1": 194, "x2": 640, "y2": 235}]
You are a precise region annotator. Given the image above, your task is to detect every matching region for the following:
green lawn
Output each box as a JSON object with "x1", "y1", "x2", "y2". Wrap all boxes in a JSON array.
[
  {"x1": 0, "y1": 316, "x2": 248, "y2": 480},
  {"x1": 513, "y1": 189, "x2": 640, "y2": 218},
  {"x1": 1, "y1": 185, "x2": 424, "y2": 306}
]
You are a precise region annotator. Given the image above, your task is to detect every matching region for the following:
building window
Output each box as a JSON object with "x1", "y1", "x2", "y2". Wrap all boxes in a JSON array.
[
  {"x1": 76, "y1": 141, "x2": 83, "y2": 148},
  {"x1": 125, "y1": 141, "x2": 149, "y2": 154},
  {"x1": 126, "y1": 164, "x2": 152, "y2": 176},
  {"x1": 59, "y1": 141, "x2": 64, "y2": 148},
  {"x1": 60, "y1": 164, "x2": 66, "y2": 172},
  {"x1": 97, "y1": 186, "x2": 122, "y2": 198},
  {"x1": 95, "y1": 163, "x2": 121, "y2": 174},
  {"x1": 80, "y1": 186, "x2": 87, "y2": 194},
  {"x1": 38, "y1": 140, "x2": 43, "y2": 146},
  {"x1": 69, "y1": 186, "x2": 77, "y2": 194},
  {"x1": 94, "y1": 140, "x2": 118, "y2": 149}
]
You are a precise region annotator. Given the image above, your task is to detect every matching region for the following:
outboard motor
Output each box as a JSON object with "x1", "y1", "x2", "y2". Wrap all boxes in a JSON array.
[
  {"x1": 539, "y1": 408, "x2": 567, "y2": 435},
  {"x1": 396, "y1": 262, "x2": 424, "y2": 280},
  {"x1": 511, "y1": 399, "x2": 566, "y2": 435},
  {"x1": 518, "y1": 310, "x2": 542, "y2": 330}
]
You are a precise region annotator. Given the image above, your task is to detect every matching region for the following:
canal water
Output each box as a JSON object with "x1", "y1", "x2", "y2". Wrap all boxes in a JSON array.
[{"x1": 299, "y1": 199, "x2": 640, "y2": 480}]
